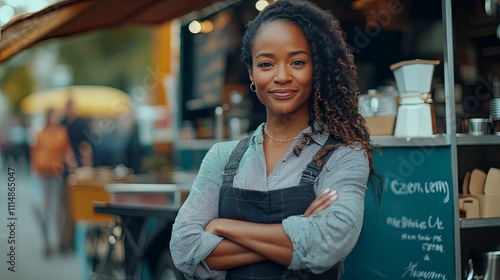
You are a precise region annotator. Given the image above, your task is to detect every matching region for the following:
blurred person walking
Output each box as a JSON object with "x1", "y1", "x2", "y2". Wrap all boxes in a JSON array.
[
  {"x1": 31, "y1": 108, "x2": 77, "y2": 257},
  {"x1": 61, "y1": 99, "x2": 92, "y2": 167},
  {"x1": 60, "y1": 99, "x2": 92, "y2": 253},
  {"x1": 0, "y1": 115, "x2": 29, "y2": 170}
]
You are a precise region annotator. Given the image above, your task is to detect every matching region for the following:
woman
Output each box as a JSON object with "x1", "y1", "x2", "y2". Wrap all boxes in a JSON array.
[
  {"x1": 31, "y1": 109, "x2": 76, "y2": 256},
  {"x1": 170, "y1": 0, "x2": 382, "y2": 279}
]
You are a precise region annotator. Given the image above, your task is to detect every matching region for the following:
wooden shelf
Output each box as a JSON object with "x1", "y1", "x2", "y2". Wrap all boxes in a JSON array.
[{"x1": 371, "y1": 134, "x2": 448, "y2": 147}]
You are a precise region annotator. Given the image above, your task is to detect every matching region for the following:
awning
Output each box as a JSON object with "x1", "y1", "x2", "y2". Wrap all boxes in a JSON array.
[
  {"x1": 20, "y1": 85, "x2": 131, "y2": 118},
  {"x1": 0, "y1": 0, "x2": 235, "y2": 63}
]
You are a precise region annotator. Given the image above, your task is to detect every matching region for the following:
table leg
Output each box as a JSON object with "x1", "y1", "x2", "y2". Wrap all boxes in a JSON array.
[{"x1": 121, "y1": 217, "x2": 172, "y2": 280}]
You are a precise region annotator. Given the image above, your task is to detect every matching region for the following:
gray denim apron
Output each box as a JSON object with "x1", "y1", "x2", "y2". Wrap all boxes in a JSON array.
[{"x1": 219, "y1": 136, "x2": 340, "y2": 280}]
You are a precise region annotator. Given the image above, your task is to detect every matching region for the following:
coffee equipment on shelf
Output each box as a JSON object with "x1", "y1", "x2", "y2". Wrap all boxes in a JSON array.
[
  {"x1": 359, "y1": 88, "x2": 398, "y2": 136},
  {"x1": 466, "y1": 249, "x2": 500, "y2": 280},
  {"x1": 390, "y1": 59, "x2": 440, "y2": 137}
]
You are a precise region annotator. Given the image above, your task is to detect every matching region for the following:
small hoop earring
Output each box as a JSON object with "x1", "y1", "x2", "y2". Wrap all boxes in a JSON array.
[{"x1": 250, "y1": 82, "x2": 256, "y2": 92}]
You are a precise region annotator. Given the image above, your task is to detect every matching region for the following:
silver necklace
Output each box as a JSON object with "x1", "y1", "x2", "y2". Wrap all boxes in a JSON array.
[{"x1": 264, "y1": 126, "x2": 298, "y2": 143}]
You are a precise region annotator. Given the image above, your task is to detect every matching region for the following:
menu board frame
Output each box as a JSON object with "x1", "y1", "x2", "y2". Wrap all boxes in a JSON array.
[{"x1": 344, "y1": 146, "x2": 455, "y2": 280}]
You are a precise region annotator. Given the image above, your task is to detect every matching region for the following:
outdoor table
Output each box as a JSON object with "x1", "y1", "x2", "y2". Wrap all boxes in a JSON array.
[{"x1": 93, "y1": 201, "x2": 181, "y2": 279}]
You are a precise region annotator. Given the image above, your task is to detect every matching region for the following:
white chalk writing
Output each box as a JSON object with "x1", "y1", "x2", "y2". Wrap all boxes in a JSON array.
[
  {"x1": 422, "y1": 243, "x2": 445, "y2": 253},
  {"x1": 390, "y1": 180, "x2": 450, "y2": 203},
  {"x1": 400, "y1": 234, "x2": 443, "y2": 242},
  {"x1": 387, "y1": 217, "x2": 426, "y2": 230},
  {"x1": 400, "y1": 234, "x2": 445, "y2": 253},
  {"x1": 401, "y1": 261, "x2": 448, "y2": 279},
  {"x1": 432, "y1": 235, "x2": 442, "y2": 242},
  {"x1": 401, "y1": 233, "x2": 417, "y2": 240},
  {"x1": 387, "y1": 216, "x2": 444, "y2": 231}
]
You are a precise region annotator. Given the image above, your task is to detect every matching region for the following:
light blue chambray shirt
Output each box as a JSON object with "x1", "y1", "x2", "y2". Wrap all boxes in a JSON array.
[{"x1": 170, "y1": 123, "x2": 369, "y2": 279}]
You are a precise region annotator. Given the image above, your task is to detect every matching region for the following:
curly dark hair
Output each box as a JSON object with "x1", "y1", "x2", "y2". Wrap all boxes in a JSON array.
[{"x1": 241, "y1": 0, "x2": 382, "y2": 205}]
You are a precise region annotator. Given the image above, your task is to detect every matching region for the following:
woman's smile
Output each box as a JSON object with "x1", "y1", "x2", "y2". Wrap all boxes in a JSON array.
[{"x1": 269, "y1": 89, "x2": 298, "y2": 99}]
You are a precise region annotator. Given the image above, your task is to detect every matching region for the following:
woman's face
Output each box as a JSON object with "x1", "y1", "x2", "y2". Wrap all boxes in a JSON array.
[{"x1": 248, "y1": 20, "x2": 313, "y2": 119}]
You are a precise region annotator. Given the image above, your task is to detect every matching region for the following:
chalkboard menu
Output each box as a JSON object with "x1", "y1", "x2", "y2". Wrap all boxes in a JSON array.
[
  {"x1": 190, "y1": 13, "x2": 231, "y2": 109},
  {"x1": 344, "y1": 146, "x2": 456, "y2": 280}
]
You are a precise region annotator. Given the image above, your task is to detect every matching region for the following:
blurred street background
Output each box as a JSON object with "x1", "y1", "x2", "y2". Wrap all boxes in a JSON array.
[{"x1": 0, "y1": 158, "x2": 81, "y2": 280}]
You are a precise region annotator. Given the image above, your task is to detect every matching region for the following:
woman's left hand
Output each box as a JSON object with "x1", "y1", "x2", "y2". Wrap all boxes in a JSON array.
[{"x1": 303, "y1": 188, "x2": 338, "y2": 217}]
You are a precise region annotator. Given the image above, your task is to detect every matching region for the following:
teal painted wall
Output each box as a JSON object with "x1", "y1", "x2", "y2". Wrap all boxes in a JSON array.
[{"x1": 344, "y1": 146, "x2": 456, "y2": 280}]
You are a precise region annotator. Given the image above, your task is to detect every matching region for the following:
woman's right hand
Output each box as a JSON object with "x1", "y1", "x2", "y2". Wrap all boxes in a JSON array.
[{"x1": 303, "y1": 189, "x2": 338, "y2": 217}]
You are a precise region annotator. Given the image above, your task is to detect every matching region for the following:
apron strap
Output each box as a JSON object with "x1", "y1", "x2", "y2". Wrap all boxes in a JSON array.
[
  {"x1": 299, "y1": 135, "x2": 341, "y2": 187},
  {"x1": 222, "y1": 137, "x2": 251, "y2": 188}
]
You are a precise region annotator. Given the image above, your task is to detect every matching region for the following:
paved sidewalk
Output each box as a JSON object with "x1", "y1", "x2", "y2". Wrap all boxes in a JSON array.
[{"x1": 0, "y1": 158, "x2": 82, "y2": 280}]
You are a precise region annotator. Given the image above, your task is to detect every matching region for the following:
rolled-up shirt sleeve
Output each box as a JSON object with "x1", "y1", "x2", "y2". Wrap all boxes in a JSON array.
[
  {"x1": 170, "y1": 142, "x2": 235, "y2": 279},
  {"x1": 282, "y1": 146, "x2": 369, "y2": 274}
]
